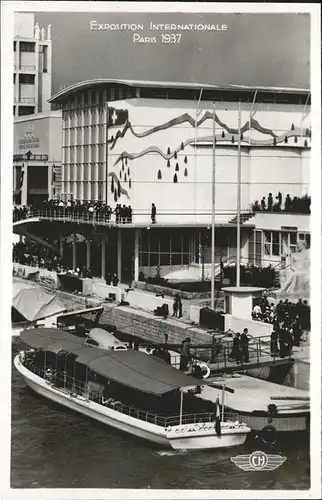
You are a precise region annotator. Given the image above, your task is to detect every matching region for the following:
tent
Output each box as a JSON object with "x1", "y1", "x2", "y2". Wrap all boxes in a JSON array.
[{"x1": 12, "y1": 280, "x2": 66, "y2": 322}]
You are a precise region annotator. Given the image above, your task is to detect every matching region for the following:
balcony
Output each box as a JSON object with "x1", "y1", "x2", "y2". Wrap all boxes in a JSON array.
[
  {"x1": 13, "y1": 154, "x2": 48, "y2": 162},
  {"x1": 19, "y1": 64, "x2": 37, "y2": 72},
  {"x1": 17, "y1": 97, "x2": 35, "y2": 104}
]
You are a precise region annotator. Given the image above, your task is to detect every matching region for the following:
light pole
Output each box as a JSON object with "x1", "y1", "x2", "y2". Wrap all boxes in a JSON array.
[
  {"x1": 105, "y1": 103, "x2": 109, "y2": 204},
  {"x1": 236, "y1": 100, "x2": 242, "y2": 287},
  {"x1": 211, "y1": 102, "x2": 216, "y2": 310}
]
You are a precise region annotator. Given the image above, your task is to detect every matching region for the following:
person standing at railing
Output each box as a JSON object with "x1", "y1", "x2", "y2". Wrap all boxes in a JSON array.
[
  {"x1": 240, "y1": 328, "x2": 250, "y2": 363},
  {"x1": 179, "y1": 337, "x2": 191, "y2": 371},
  {"x1": 270, "y1": 329, "x2": 279, "y2": 356},
  {"x1": 229, "y1": 332, "x2": 241, "y2": 364}
]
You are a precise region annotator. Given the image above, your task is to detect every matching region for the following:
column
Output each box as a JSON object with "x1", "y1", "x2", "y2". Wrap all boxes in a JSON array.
[
  {"x1": 134, "y1": 229, "x2": 140, "y2": 282},
  {"x1": 72, "y1": 232, "x2": 77, "y2": 270},
  {"x1": 59, "y1": 232, "x2": 64, "y2": 257},
  {"x1": 117, "y1": 229, "x2": 122, "y2": 282},
  {"x1": 101, "y1": 234, "x2": 106, "y2": 279},
  {"x1": 86, "y1": 239, "x2": 91, "y2": 270}
]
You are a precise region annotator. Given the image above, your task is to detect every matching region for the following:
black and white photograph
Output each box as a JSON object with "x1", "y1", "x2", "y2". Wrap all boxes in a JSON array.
[{"x1": 1, "y1": 2, "x2": 321, "y2": 498}]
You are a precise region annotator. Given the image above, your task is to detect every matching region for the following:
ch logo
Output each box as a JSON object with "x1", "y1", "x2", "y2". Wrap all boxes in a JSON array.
[{"x1": 231, "y1": 451, "x2": 286, "y2": 471}]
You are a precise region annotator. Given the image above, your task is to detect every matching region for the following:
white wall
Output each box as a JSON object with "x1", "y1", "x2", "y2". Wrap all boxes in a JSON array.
[
  {"x1": 254, "y1": 213, "x2": 310, "y2": 232},
  {"x1": 107, "y1": 98, "x2": 310, "y2": 226}
]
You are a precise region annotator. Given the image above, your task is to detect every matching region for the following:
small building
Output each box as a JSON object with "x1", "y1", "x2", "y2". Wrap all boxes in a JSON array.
[
  {"x1": 13, "y1": 12, "x2": 52, "y2": 118},
  {"x1": 13, "y1": 110, "x2": 62, "y2": 205}
]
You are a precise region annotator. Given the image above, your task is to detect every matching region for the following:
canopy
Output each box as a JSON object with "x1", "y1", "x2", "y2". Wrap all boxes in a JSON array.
[
  {"x1": 20, "y1": 328, "x2": 202, "y2": 396},
  {"x1": 85, "y1": 350, "x2": 200, "y2": 396},
  {"x1": 20, "y1": 328, "x2": 84, "y2": 351},
  {"x1": 12, "y1": 281, "x2": 66, "y2": 322}
]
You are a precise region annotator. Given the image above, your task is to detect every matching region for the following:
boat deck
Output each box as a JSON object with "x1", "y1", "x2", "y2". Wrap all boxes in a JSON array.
[{"x1": 195, "y1": 374, "x2": 309, "y2": 414}]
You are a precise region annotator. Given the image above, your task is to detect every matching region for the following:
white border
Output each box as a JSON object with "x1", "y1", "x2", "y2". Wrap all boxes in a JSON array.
[{"x1": 1, "y1": 2, "x2": 321, "y2": 499}]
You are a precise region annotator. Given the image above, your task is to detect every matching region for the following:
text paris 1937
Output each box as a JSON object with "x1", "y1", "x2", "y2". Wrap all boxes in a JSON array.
[{"x1": 133, "y1": 33, "x2": 182, "y2": 44}]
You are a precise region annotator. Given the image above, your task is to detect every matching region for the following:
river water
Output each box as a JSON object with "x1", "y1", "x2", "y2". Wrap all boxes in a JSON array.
[{"x1": 11, "y1": 340, "x2": 310, "y2": 490}]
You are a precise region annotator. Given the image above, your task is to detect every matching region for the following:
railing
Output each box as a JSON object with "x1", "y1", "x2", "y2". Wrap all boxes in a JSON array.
[
  {"x1": 13, "y1": 154, "x2": 49, "y2": 162},
  {"x1": 186, "y1": 334, "x2": 292, "y2": 373},
  {"x1": 18, "y1": 97, "x2": 35, "y2": 104},
  {"x1": 21, "y1": 358, "x2": 241, "y2": 428},
  {"x1": 14, "y1": 208, "x2": 128, "y2": 227},
  {"x1": 19, "y1": 64, "x2": 36, "y2": 72}
]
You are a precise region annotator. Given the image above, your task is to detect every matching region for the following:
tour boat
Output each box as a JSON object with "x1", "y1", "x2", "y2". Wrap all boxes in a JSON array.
[{"x1": 14, "y1": 327, "x2": 250, "y2": 450}]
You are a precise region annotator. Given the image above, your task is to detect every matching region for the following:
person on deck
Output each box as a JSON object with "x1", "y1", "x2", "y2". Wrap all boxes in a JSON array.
[{"x1": 179, "y1": 337, "x2": 191, "y2": 371}]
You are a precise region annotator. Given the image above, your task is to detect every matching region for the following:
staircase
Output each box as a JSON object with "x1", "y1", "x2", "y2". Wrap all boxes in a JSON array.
[{"x1": 228, "y1": 211, "x2": 255, "y2": 225}]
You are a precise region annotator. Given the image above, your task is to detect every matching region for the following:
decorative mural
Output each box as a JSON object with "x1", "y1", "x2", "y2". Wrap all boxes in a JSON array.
[{"x1": 107, "y1": 108, "x2": 311, "y2": 200}]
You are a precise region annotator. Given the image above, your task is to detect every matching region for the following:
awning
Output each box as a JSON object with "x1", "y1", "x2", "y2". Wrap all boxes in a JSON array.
[
  {"x1": 85, "y1": 350, "x2": 201, "y2": 396},
  {"x1": 20, "y1": 328, "x2": 85, "y2": 350},
  {"x1": 12, "y1": 281, "x2": 66, "y2": 322},
  {"x1": 20, "y1": 328, "x2": 202, "y2": 396}
]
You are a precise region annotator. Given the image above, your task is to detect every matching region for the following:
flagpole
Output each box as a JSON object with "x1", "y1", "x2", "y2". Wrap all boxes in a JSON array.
[
  {"x1": 179, "y1": 388, "x2": 184, "y2": 426},
  {"x1": 221, "y1": 384, "x2": 225, "y2": 422},
  {"x1": 249, "y1": 90, "x2": 258, "y2": 145},
  {"x1": 211, "y1": 102, "x2": 216, "y2": 310},
  {"x1": 236, "y1": 101, "x2": 242, "y2": 288},
  {"x1": 105, "y1": 103, "x2": 109, "y2": 204},
  {"x1": 194, "y1": 89, "x2": 203, "y2": 225}
]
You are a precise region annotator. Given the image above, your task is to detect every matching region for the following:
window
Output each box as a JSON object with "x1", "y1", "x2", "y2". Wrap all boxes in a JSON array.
[
  {"x1": 264, "y1": 231, "x2": 281, "y2": 257},
  {"x1": 298, "y1": 232, "x2": 310, "y2": 249},
  {"x1": 20, "y1": 42, "x2": 35, "y2": 52},
  {"x1": 14, "y1": 41, "x2": 16, "y2": 51},
  {"x1": 19, "y1": 74, "x2": 35, "y2": 84},
  {"x1": 248, "y1": 230, "x2": 262, "y2": 266}
]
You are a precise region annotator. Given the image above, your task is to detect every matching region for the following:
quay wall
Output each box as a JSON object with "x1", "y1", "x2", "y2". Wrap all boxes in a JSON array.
[{"x1": 44, "y1": 288, "x2": 214, "y2": 346}]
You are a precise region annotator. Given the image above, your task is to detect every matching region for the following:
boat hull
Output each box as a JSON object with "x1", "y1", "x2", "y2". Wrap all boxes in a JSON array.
[
  {"x1": 226, "y1": 409, "x2": 308, "y2": 432},
  {"x1": 167, "y1": 426, "x2": 249, "y2": 450},
  {"x1": 14, "y1": 355, "x2": 251, "y2": 450},
  {"x1": 14, "y1": 356, "x2": 169, "y2": 446}
]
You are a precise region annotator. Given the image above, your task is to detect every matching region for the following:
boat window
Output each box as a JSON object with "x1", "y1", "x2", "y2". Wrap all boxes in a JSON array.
[{"x1": 85, "y1": 337, "x2": 99, "y2": 347}]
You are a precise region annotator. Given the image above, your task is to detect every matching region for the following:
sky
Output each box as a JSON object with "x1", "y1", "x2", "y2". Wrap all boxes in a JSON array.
[{"x1": 34, "y1": 12, "x2": 310, "y2": 95}]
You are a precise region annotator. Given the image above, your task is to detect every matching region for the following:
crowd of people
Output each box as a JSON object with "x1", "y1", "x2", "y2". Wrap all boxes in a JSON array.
[
  {"x1": 13, "y1": 239, "x2": 61, "y2": 270},
  {"x1": 13, "y1": 200, "x2": 133, "y2": 224},
  {"x1": 252, "y1": 295, "x2": 310, "y2": 358},
  {"x1": 252, "y1": 192, "x2": 311, "y2": 214}
]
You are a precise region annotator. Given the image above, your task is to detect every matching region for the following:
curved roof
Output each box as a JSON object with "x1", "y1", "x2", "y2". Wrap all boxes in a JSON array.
[{"x1": 49, "y1": 78, "x2": 310, "y2": 104}]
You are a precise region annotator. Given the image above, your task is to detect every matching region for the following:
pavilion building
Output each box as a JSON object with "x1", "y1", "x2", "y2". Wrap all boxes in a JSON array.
[{"x1": 42, "y1": 79, "x2": 311, "y2": 283}]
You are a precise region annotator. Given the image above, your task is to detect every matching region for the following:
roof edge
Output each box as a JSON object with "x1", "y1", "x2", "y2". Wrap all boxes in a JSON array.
[{"x1": 49, "y1": 78, "x2": 310, "y2": 104}]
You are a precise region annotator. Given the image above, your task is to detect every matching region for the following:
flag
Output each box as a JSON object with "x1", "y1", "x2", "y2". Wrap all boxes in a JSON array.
[
  {"x1": 107, "y1": 107, "x2": 129, "y2": 127},
  {"x1": 19, "y1": 167, "x2": 25, "y2": 191},
  {"x1": 52, "y1": 165, "x2": 56, "y2": 184},
  {"x1": 215, "y1": 396, "x2": 221, "y2": 437}
]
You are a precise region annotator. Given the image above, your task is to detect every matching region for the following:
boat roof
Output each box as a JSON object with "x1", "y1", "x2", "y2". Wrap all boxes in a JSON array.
[{"x1": 21, "y1": 328, "x2": 201, "y2": 396}]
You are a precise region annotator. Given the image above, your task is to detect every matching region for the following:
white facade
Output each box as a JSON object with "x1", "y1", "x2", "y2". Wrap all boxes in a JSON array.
[
  {"x1": 13, "y1": 13, "x2": 52, "y2": 118},
  {"x1": 13, "y1": 111, "x2": 62, "y2": 205}
]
